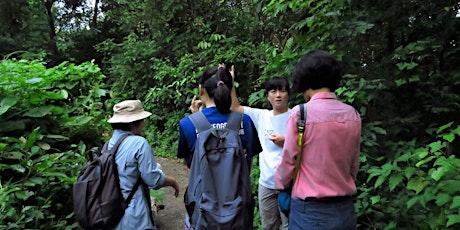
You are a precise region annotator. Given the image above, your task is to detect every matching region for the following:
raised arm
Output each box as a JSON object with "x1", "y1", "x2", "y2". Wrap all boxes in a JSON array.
[{"x1": 229, "y1": 65, "x2": 244, "y2": 113}]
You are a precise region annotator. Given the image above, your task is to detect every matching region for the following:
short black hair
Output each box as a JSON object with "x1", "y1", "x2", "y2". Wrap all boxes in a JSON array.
[
  {"x1": 110, "y1": 119, "x2": 143, "y2": 131},
  {"x1": 292, "y1": 50, "x2": 342, "y2": 93},
  {"x1": 264, "y1": 77, "x2": 290, "y2": 95}
]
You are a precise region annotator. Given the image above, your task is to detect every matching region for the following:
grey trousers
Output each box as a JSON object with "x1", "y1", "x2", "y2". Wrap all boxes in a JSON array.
[{"x1": 258, "y1": 184, "x2": 289, "y2": 230}]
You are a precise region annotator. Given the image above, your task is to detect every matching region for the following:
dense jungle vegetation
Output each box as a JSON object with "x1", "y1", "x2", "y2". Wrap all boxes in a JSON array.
[{"x1": 1, "y1": 0, "x2": 459, "y2": 229}]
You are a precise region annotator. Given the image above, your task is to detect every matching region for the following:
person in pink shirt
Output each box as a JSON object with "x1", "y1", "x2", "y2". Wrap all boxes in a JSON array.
[{"x1": 275, "y1": 50, "x2": 361, "y2": 229}]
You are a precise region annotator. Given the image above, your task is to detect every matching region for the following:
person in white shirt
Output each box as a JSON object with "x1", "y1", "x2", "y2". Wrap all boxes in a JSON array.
[{"x1": 231, "y1": 67, "x2": 291, "y2": 230}]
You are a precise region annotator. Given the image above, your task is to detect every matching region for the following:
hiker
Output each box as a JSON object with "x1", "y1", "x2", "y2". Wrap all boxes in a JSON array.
[
  {"x1": 230, "y1": 67, "x2": 291, "y2": 230},
  {"x1": 178, "y1": 66, "x2": 261, "y2": 229},
  {"x1": 274, "y1": 50, "x2": 362, "y2": 229},
  {"x1": 108, "y1": 99, "x2": 179, "y2": 230}
]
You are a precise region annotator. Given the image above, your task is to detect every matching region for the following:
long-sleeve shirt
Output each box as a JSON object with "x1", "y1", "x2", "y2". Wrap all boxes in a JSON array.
[
  {"x1": 274, "y1": 92, "x2": 361, "y2": 199},
  {"x1": 109, "y1": 129, "x2": 166, "y2": 230}
]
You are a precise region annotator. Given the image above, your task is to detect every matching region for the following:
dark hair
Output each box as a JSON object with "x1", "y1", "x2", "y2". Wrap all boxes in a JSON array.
[
  {"x1": 110, "y1": 119, "x2": 143, "y2": 131},
  {"x1": 264, "y1": 77, "x2": 290, "y2": 95},
  {"x1": 292, "y1": 50, "x2": 343, "y2": 93},
  {"x1": 199, "y1": 66, "x2": 233, "y2": 114}
]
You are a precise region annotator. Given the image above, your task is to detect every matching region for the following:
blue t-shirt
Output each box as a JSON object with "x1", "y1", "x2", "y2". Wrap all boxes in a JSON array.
[{"x1": 177, "y1": 107, "x2": 261, "y2": 169}]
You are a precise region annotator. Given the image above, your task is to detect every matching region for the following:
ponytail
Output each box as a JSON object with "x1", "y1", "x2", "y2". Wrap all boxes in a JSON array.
[{"x1": 200, "y1": 67, "x2": 233, "y2": 114}]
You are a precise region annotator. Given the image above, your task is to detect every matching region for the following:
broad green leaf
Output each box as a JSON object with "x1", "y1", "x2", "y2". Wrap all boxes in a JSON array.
[
  {"x1": 37, "y1": 142, "x2": 51, "y2": 150},
  {"x1": 435, "y1": 193, "x2": 450, "y2": 206},
  {"x1": 451, "y1": 196, "x2": 460, "y2": 209},
  {"x1": 94, "y1": 88, "x2": 107, "y2": 97},
  {"x1": 0, "y1": 106, "x2": 9, "y2": 115},
  {"x1": 442, "y1": 133, "x2": 455, "y2": 142},
  {"x1": 6, "y1": 151, "x2": 23, "y2": 159},
  {"x1": 28, "y1": 177, "x2": 46, "y2": 185},
  {"x1": 31, "y1": 146, "x2": 41, "y2": 155},
  {"x1": 23, "y1": 106, "x2": 53, "y2": 117},
  {"x1": 407, "y1": 177, "x2": 426, "y2": 194},
  {"x1": 415, "y1": 148, "x2": 428, "y2": 159},
  {"x1": 371, "y1": 196, "x2": 380, "y2": 204},
  {"x1": 15, "y1": 190, "x2": 34, "y2": 200},
  {"x1": 416, "y1": 156, "x2": 435, "y2": 167},
  {"x1": 430, "y1": 167, "x2": 445, "y2": 181},
  {"x1": 395, "y1": 79, "x2": 407, "y2": 87},
  {"x1": 427, "y1": 141, "x2": 445, "y2": 153},
  {"x1": 1, "y1": 96, "x2": 19, "y2": 107},
  {"x1": 64, "y1": 116, "x2": 93, "y2": 126},
  {"x1": 374, "y1": 174, "x2": 387, "y2": 188},
  {"x1": 78, "y1": 141, "x2": 86, "y2": 155},
  {"x1": 406, "y1": 196, "x2": 419, "y2": 209},
  {"x1": 439, "y1": 180, "x2": 460, "y2": 193},
  {"x1": 389, "y1": 174, "x2": 403, "y2": 191},
  {"x1": 10, "y1": 164, "x2": 26, "y2": 173},
  {"x1": 447, "y1": 214, "x2": 460, "y2": 227},
  {"x1": 437, "y1": 122, "x2": 453, "y2": 134},
  {"x1": 60, "y1": 89, "x2": 69, "y2": 99}
]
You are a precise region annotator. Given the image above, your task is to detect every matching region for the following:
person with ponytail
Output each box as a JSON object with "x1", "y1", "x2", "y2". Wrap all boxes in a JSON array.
[{"x1": 177, "y1": 65, "x2": 261, "y2": 229}]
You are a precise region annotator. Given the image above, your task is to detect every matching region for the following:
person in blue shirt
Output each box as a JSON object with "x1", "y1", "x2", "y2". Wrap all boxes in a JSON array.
[
  {"x1": 107, "y1": 99, "x2": 179, "y2": 230},
  {"x1": 177, "y1": 65, "x2": 262, "y2": 229}
]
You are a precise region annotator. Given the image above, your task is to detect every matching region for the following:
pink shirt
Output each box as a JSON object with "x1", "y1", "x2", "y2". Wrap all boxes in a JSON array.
[{"x1": 274, "y1": 92, "x2": 361, "y2": 199}]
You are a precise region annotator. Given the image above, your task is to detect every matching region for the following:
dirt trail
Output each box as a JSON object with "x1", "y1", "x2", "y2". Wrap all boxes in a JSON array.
[{"x1": 155, "y1": 157, "x2": 189, "y2": 230}]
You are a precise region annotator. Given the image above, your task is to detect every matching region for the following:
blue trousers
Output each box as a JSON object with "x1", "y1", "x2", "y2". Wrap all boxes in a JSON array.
[{"x1": 288, "y1": 197, "x2": 356, "y2": 230}]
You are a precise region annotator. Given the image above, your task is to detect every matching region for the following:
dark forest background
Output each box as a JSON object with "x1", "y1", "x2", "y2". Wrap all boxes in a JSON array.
[{"x1": 1, "y1": 0, "x2": 459, "y2": 229}]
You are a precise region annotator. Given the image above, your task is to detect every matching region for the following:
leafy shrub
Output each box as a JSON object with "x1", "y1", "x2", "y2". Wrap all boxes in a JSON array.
[{"x1": 0, "y1": 58, "x2": 109, "y2": 229}]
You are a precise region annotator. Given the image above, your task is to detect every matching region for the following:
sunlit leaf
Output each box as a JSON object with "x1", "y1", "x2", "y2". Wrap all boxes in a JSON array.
[
  {"x1": 407, "y1": 177, "x2": 426, "y2": 194},
  {"x1": 371, "y1": 195, "x2": 380, "y2": 204},
  {"x1": 447, "y1": 214, "x2": 460, "y2": 227},
  {"x1": 10, "y1": 164, "x2": 26, "y2": 173},
  {"x1": 37, "y1": 142, "x2": 51, "y2": 150},
  {"x1": 437, "y1": 122, "x2": 453, "y2": 134},
  {"x1": 451, "y1": 196, "x2": 460, "y2": 209},
  {"x1": 430, "y1": 167, "x2": 445, "y2": 181}
]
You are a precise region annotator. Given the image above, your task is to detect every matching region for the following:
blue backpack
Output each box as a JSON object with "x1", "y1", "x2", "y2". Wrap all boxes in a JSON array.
[{"x1": 184, "y1": 111, "x2": 252, "y2": 230}]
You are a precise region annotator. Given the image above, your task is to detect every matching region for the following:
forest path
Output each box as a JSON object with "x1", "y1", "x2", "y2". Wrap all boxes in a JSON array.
[{"x1": 155, "y1": 157, "x2": 189, "y2": 230}]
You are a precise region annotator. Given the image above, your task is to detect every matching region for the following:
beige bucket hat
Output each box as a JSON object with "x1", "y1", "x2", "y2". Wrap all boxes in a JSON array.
[{"x1": 107, "y1": 100, "x2": 152, "y2": 123}]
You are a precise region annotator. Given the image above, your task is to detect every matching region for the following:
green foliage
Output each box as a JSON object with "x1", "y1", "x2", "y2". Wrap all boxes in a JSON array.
[
  {"x1": 0, "y1": 129, "x2": 86, "y2": 229},
  {"x1": 0, "y1": 58, "x2": 110, "y2": 149},
  {"x1": 1, "y1": 0, "x2": 460, "y2": 229},
  {"x1": 356, "y1": 124, "x2": 460, "y2": 229},
  {"x1": 0, "y1": 58, "x2": 109, "y2": 229}
]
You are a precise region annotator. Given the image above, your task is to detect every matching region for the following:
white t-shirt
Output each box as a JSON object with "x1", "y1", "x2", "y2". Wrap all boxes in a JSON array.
[{"x1": 244, "y1": 106, "x2": 291, "y2": 189}]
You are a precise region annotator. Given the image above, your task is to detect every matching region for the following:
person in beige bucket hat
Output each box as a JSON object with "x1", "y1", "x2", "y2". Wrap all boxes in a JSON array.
[
  {"x1": 108, "y1": 99, "x2": 152, "y2": 123},
  {"x1": 107, "y1": 99, "x2": 179, "y2": 230}
]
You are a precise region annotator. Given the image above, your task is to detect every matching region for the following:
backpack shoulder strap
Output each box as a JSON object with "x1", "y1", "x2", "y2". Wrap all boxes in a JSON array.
[
  {"x1": 106, "y1": 134, "x2": 130, "y2": 153},
  {"x1": 294, "y1": 103, "x2": 307, "y2": 181},
  {"x1": 189, "y1": 111, "x2": 213, "y2": 133},
  {"x1": 226, "y1": 111, "x2": 243, "y2": 132},
  {"x1": 102, "y1": 134, "x2": 141, "y2": 209},
  {"x1": 296, "y1": 103, "x2": 307, "y2": 142}
]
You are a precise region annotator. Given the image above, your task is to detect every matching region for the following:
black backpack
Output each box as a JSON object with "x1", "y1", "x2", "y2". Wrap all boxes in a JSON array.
[
  {"x1": 73, "y1": 134, "x2": 141, "y2": 229},
  {"x1": 184, "y1": 111, "x2": 252, "y2": 230}
]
